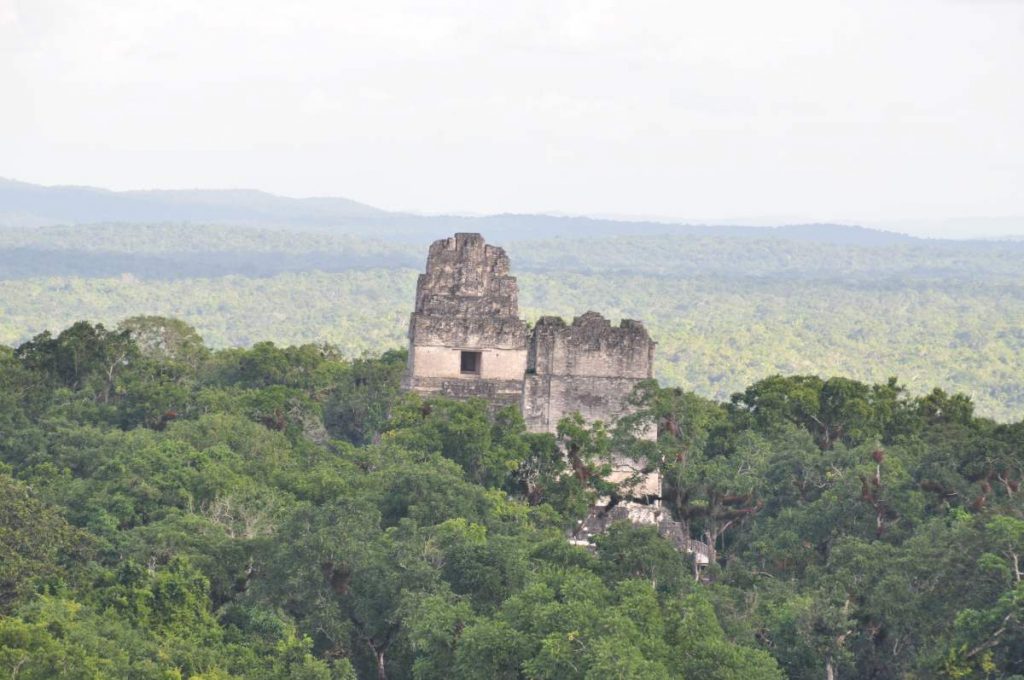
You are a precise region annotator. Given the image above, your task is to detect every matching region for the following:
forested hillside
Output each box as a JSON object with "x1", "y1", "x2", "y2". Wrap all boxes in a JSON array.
[
  {"x1": 3, "y1": 319, "x2": 1024, "y2": 679},
  {"x1": 2, "y1": 224, "x2": 1023, "y2": 421}
]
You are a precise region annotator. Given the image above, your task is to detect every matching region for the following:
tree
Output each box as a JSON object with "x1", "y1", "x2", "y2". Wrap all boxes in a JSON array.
[
  {"x1": 0, "y1": 475, "x2": 79, "y2": 614},
  {"x1": 16, "y1": 321, "x2": 138, "y2": 405},
  {"x1": 324, "y1": 349, "x2": 406, "y2": 445},
  {"x1": 594, "y1": 522, "x2": 689, "y2": 596},
  {"x1": 665, "y1": 593, "x2": 784, "y2": 680},
  {"x1": 731, "y1": 375, "x2": 878, "y2": 451},
  {"x1": 118, "y1": 315, "x2": 208, "y2": 370}
]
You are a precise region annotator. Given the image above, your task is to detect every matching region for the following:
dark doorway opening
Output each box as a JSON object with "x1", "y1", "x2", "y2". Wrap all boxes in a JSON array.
[{"x1": 460, "y1": 350, "x2": 482, "y2": 375}]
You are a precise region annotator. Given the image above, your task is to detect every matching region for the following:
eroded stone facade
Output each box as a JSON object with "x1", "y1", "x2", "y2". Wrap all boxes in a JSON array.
[
  {"x1": 401, "y1": 233, "x2": 529, "y2": 407},
  {"x1": 403, "y1": 233, "x2": 658, "y2": 493},
  {"x1": 397, "y1": 236, "x2": 712, "y2": 561},
  {"x1": 400, "y1": 233, "x2": 716, "y2": 562},
  {"x1": 522, "y1": 313, "x2": 655, "y2": 434},
  {"x1": 523, "y1": 312, "x2": 659, "y2": 497}
]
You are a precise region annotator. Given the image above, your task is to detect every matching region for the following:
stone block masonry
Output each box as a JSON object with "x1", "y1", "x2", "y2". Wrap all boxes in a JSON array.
[
  {"x1": 522, "y1": 313, "x2": 656, "y2": 435},
  {"x1": 402, "y1": 233, "x2": 529, "y2": 407},
  {"x1": 402, "y1": 233, "x2": 659, "y2": 497},
  {"x1": 398, "y1": 233, "x2": 716, "y2": 563}
]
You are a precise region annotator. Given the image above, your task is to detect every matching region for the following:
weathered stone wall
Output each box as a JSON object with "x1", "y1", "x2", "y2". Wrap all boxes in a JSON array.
[
  {"x1": 408, "y1": 316, "x2": 528, "y2": 350},
  {"x1": 523, "y1": 311, "x2": 659, "y2": 497},
  {"x1": 409, "y1": 345, "x2": 527, "y2": 381},
  {"x1": 403, "y1": 233, "x2": 528, "y2": 405},
  {"x1": 523, "y1": 373, "x2": 651, "y2": 433},
  {"x1": 403, "y1": 376, "x2": 526, "y2": 407},
  {"x1": 414, "y1": 233, "x2": 521, "y2": 320},
  {"x1": 402, "y1": 233, "x2": 659, "y2": 497},
  {"x1": 523, "y1": 312, "x2": 655, "y2": 434},
  {"x1": 527, "y1": 313, "x2": 654, "y2": 380}
]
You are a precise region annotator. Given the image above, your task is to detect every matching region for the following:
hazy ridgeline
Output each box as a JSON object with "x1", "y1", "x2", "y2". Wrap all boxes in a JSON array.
[{"x1": 2, "y1": 223, "x2": 1023, "y2": 421}]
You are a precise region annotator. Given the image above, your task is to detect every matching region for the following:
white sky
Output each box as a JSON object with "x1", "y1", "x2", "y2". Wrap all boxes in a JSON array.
[{"x1": 1, "y1": 0, "x2": 1023, "y2": 228}]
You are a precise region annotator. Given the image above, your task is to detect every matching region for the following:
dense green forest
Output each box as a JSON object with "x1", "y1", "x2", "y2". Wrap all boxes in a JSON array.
[
  {"x1": 2, "y1": 224, "x2": 1023, "y2": 421},
  {"x1": 3, "y1": 318, "x2": 1024, "y2": 678}
]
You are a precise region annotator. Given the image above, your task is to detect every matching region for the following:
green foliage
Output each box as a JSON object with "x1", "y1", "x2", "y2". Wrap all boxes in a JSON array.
[
  {"x1": 324, "y1": 349, "x2": 406, "y2": 444},
  {"x1": 0, "y1": 475, "x2": 79, "y2": 613},
  {"x1": 4, "y1": 228, "x2": 1024, "y2": 421},
  {"x1": 3, "y1": 320, "x2": 1024, "y2": 678},
  {"x1": 594, "y1": 523, "x2": 690, "y2": 596}
]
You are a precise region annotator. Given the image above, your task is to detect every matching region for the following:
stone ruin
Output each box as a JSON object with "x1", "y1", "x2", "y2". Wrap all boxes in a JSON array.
[
  {"x1": 402, "y1": 233, "x2": 706, "y2": 563},
  {"x1": 402, "y1": 233, "x2": 528, "y2": 408}
]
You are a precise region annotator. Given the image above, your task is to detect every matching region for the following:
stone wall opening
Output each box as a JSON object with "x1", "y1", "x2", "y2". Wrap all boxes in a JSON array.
[{"x1": 460, "y1": 350, "x2": 482, "y2": 375}]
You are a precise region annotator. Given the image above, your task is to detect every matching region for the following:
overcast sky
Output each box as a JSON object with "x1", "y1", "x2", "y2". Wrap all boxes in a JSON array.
[{"x1": 2, "y1": 0, "x2": 1022, "y2": 231}]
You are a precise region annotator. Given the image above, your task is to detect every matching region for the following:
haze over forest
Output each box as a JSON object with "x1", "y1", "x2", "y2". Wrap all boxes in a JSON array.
[{"x1": 2, "y1": 177, "x2": 1023, "y2": 422}]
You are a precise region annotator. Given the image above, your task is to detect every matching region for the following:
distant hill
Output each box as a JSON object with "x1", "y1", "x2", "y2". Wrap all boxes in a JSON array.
[
  {"x1": 0, "y1": 178, "x2": 915, "y2": 246},
  {"x1": 0, "y1": 177, "x2": 385, "y2": 228}
]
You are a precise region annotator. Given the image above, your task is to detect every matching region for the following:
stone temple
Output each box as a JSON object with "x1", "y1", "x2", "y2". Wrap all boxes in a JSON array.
[
  {"x1": 402, "y1": 233, "x2": 710, "y2": 564},
  {"x1": 402, "y1": 233, "x2": 660, "y2": 493},
  {"x1": 402, "y1": 233, "x2": 530, "y2": 409}
]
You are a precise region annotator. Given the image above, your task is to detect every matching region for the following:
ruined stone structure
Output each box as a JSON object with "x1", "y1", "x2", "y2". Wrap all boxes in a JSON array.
[
  {"x1": 401, "y1": 234, "x2": 529, "y2": 407},
  {"x1": 522, "y1": 313, "x2": 655, "y2": 434},
  {"x1": 403, "y1": 233, "x2": 658, "y2": 491},
  {"x1": 402, "y1": 234, "x2": 708, "y2": 565},
  {"x1": 402, "y1": 234, "x2": 654, "y2": 435},
  {"x1": 523, "y1": 312, "x2": 660, "y2": 498},
  {"x1": 569, "y1": 504, "x2": 712, "y2": 575}
]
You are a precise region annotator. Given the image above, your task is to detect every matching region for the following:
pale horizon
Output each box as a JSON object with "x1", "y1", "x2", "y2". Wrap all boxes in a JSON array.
[{"x1": 3, "y1": 0, "x2": 1023, "y2": 236}]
